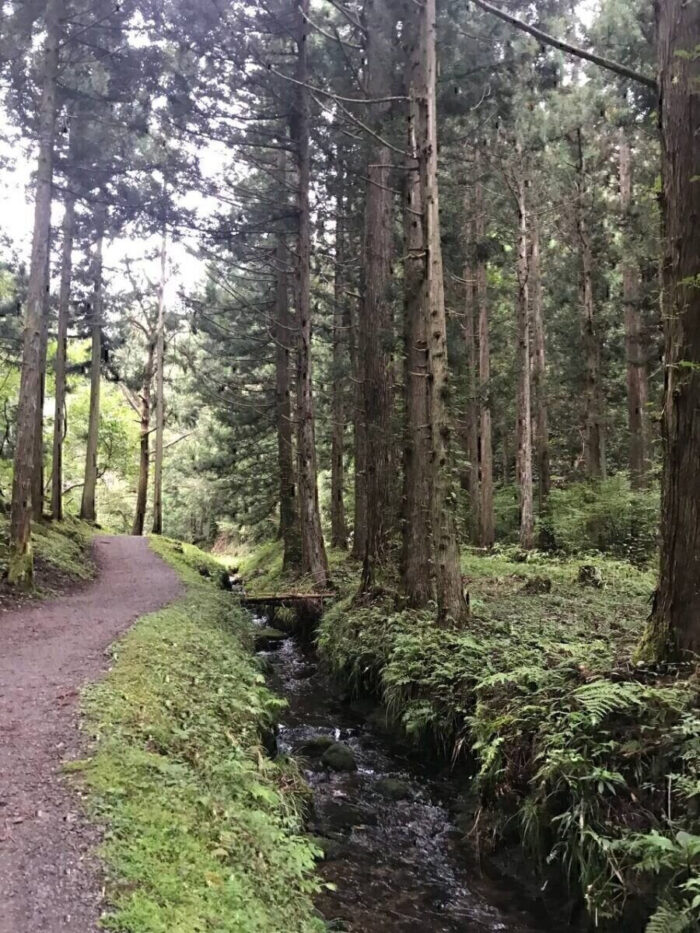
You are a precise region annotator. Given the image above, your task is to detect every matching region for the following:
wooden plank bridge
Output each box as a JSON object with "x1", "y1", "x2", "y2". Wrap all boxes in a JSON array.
[{"x1": 240, "y1": 592, "x2": 336, "y2": 608}]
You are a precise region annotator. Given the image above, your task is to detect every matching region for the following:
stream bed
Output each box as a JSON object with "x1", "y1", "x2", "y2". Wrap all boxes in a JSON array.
[{"x1": 256, "y1": 619, "x2": 559, "y2": 933}]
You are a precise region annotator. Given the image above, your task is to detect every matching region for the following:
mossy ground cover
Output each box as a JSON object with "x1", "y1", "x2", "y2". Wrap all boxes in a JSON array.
[
  {"x1": 311, "y1": 546, "x2": 699, "y2": 931},
  {"x1": 0, "y1": 514, "x2": 95, "y2": 603},
  {"x1": 69, "y1": 537, "x2": 323, "y2": 933}
]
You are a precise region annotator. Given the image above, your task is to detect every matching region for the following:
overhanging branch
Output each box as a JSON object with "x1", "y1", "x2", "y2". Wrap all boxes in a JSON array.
[{"x1": 470, "y1": 0, "x2": 658, "y2": 92}]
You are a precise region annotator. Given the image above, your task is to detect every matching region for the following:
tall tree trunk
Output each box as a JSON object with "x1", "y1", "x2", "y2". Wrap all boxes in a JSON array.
[
  {"x1": 640, "y1": 0, "x2": 700, "y2": 659},
  {"x1": 412, "y1": 0, "x2": 467, "y2": 624},
  {"x1": 475, "y1": 159, "x2": 494, "y2": 547},
  {"x1": 51, "y1": 190, "x2": 74, "y2": 521},
  {"x1": 8, "y1": 0, "x2": 63, "y2": 585},
  {"x1": 462, "y1": 201, "x2": 480, "y2": 541},
  {"x1": 515, "y1": 170, "x2": 534, "y2": 549},
  {"x1": 401, "y1": 70, "x2": 432, "y2": 607},
  {"x1": 529, "y1": 213, "x2": 550, "y2": 511},
  {"x1": 274, "y1": 155, "x2": 301, "y2": 569},
  {"x1": 349, "y1": 299, "x2": 367, "y2": 560},
  {"x1": 359, "y1": 0, "x2": 394, "y2": 589},
  {"x1": 331, "y1": 172, "x2": 348, "y2": 550},
  {"x1": 291, "y1": 0, "x2": 328, "y2": 586},
  {"x1": 619, "y1": 129, "x2": 650, "y2": 488},
  {"x1": 151, "y1": 228, "x2": 167, "y2": 535},
  {"x1": 131, "y1": 338, "x2": 155, "y2": 536},
  {"x1": 80, "y1": 218, "x2": 105, "y2": 522},
  {"x1": 574, "y1": 128, "x2": 605, "y2": 479},
  {"x1": 32, "y1": 248, "x2": 51, "y2": 521}
]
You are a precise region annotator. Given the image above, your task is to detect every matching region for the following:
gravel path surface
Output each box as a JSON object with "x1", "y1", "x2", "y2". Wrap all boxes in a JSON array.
[{"x1": 0, "y1": 535, "x2": 183, "y2": 933}]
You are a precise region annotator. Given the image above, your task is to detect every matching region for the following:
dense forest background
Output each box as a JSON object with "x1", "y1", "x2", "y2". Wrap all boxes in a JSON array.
[{"x1": 0, "y1": 0, "x2": 666, "y2": 553}]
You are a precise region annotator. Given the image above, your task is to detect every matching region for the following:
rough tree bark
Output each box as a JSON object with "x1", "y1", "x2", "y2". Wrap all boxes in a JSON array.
[
  {"x1": 462, "y1": 195, "x2": 480, "y2": 541},
  {"x1": 639, "y1": 0, "x2": 700, "y2": 659},
  {"x1": 151, "y1": 228, "x2": 167, "y2": 535},
  {"x1": 359, "y1": 0, "x2": 394, "y2": 590},
  {"x1": 475, "y1": 156, "x2": 494, "y2": 547},
  {"x1": 529, "y1": 212, "x2": 550, "y2": 511},
  {"x1": 51, "y1": 190, "x2": 75, "y2": 521},
  {"x1": 331, "y1": 171, "x2": 348, "y2": 550},
  {"x1": 274, "y1": 149, "x2": 301, "y2": 569},
  {"x1": 574, "y1": 128, "x2": 605, "y2": 480},
  {"x1": 619, "y1": 129, "x2": 650, "y2": 487},
  {"x1": 349, "y1": 298, "x2": 367, "y2": 560},
  {"x1": 401, "y1": 55, "x2": 432, "y2": 608},
  {"x1": 32, "y1": 248, "x2": 51, "y2": 521},
  {"x1": 131, "y1": 337, "x2": 155, "y2": 536},
  {"x1": 8, "y1": 0, "x2": 63, "y2": 585},
  {"x1": 514, "y1": 168, "x2": 534, "y2": 549},
  {"x1": 291, "y1": 0, "x2": 328, "y2": 586},
  {"x1": 80, "y1": 217, "x2": 105, "y2": 523},
  {"x1": 412, "y1": 0, "x2": 467, "y2": 624}
]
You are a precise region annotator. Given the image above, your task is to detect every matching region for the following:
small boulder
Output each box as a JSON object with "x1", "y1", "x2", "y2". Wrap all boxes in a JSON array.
[
  {"x1": 321, "y1": 742, "x2": 357, "y2": 772},
  {"x1": 296, "y1": 734, "x2": 335, "y2": 758},
  {"x1": 578, "y1": 564, "x2": 604, "y2": 589},
  {"x1": 375, "y1": 777, "x2": 411, "y2": 801},
  {"x1": 321, "y1": 800, "x2": 377, "y2": 832},
  {"x1": 254, "y1": 627, "x2": 287, "y2": 651}
]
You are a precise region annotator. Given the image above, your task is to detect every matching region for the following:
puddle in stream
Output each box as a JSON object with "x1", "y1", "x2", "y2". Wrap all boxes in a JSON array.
[{"x1": 256, "y1": 619, "x2": 557, "y2": 933}]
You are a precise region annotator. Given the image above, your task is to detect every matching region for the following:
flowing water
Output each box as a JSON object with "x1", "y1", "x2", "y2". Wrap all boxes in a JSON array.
[{"x1": 255, "y1": 619, "x2": 557, "y2": 933}]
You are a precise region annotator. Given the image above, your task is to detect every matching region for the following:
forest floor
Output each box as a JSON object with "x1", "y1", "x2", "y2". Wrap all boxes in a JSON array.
[{"x1": 0, "y1": 535, "x2": 183, "y2": 933}]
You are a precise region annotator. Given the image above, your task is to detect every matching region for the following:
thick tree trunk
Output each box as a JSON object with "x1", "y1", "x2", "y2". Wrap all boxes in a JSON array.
[
  {"x1": 331, "y1": 173, "x2": 348, "y2": 550},
  {"x1": 401, "y1": 79, "x2": 433, "y2": 607},
  {"x1": 291, "y1": 0, "x2": 328, "y2": 586},
  {"x1": 8, "y1": 0, "x2": 62, "y2": 585},
  {"x1": 474, "y1": 161, "x2": 494, "y2": 547},
  {"x1": 131, "y1": 339, "x2": 155, "y2": 536},
  {"x1": 151, "y1": 229, "x2": 166, "y2": 535},
  {"x1": 413, "y1": 0, "x2": 467, "y2": 624},
  {"x1": 51, "y1": 191, "x2": 74, "y2": 521},
  {"x1": 640, "y1": 0, "x2": 700, "y2": 660},
  {"x1": 274, "y1": 168, "x2": 302, "y2": 569},
  {"x1": 574, "y1": 128, "x2": 605, "y2": 480},
  {"x1": 359, "y1": 0, "x2": 394, "y2": 589},
  {"x1": 32, "y1": 248, "x2": 51, "y2": 521},
  {"x1": 619, "y1": 129, "x2": 650, "y2": 488},
  {"x1": 80, "y1": 220, "x2": 105, "y2": 523},
  {"x1": 529, "y1": 213, "x2": 550, "y2": 511},
  {"x1": 462, "y1": 203, "x2": 480, "y2": 541},
  {"x1": 515, "y1": 172, "x2": 534, "y2": 549}
]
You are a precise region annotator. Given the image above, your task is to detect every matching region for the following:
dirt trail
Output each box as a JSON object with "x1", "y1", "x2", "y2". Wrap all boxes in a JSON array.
[{"x1": 0, "y1": 535, "x2": 183, "y2": 933}]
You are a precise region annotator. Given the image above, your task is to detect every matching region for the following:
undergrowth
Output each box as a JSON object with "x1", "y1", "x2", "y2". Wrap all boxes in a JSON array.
[
  {"x1": 0, "y1": 513, "x2": 95, "y2": 590},
  {"x1": 316, "y1": 548, "x2": 699, "y2": 931},
  {"x1": 70, "y1": 536, "x2": 323, "y2": 932}
]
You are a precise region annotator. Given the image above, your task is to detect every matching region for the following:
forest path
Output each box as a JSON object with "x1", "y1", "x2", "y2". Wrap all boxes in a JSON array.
[{"x1": 0, "y1": 535, "x2": 184, "y2": 933}]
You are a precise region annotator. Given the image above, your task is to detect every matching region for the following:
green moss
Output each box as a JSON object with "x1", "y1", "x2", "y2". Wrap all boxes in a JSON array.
[
  {"x1": 72, "y1": 537, "x2": 323, "y2": 932},
  {"x1": 0, "y1": 514, "x2": 95, "y2": 590}
]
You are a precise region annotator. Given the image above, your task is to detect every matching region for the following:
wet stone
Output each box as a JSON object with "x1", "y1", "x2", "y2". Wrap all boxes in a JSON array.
[
  {"x1": 320, "y1": 800, "x2": 377, "y2": 832},
  {"x1": 375, "y1": 777, "x2": 412, "y2": 801},
  {"x1": 254, "y1": 627, "x2": 287, "y2": 651},
  {"x1": 321, "y1": 742, "x2": 357, "y2": 772},
  {"x1": 296, "y1": 734, "x2": 336, "y2": 758}
]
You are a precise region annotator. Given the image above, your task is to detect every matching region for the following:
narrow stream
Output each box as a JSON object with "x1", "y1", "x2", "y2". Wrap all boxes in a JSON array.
[{"x1": 255, "y1": 618, "x2": 555, "y2": 933}]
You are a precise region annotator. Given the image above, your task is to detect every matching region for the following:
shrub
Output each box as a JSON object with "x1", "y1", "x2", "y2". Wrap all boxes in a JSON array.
[{"x1": 548, "y1": 474, "x2": 659, "y2": 560}]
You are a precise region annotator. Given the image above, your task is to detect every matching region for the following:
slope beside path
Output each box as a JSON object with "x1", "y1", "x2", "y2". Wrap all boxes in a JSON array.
[{"x1": 0, "y1": 535, "x2": 184, "y2": 933}]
